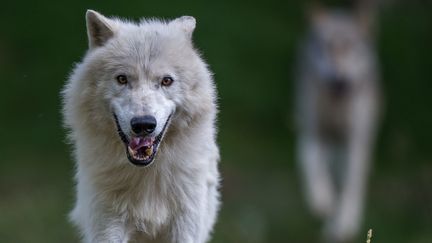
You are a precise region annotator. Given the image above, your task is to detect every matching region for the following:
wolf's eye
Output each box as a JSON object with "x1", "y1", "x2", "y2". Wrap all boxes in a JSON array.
[
  {"x1": 161, "y1": 76, "x2": 174, "y2": 87},
  {"x1": 116, "y1": 75, "x2": 128, "y2": 85}
]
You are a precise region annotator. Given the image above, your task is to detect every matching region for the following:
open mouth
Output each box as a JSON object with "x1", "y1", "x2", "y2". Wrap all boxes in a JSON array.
[{"x1": 114, "y1": 113, "x2": 172, "y2": 166}]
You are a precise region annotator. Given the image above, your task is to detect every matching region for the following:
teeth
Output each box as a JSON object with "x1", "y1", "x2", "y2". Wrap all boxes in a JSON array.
[
  {"x1": 128, "y1": 145, "x2": 154, "y2": 161},
  {"x1": 145, "y1": 146, "x2": 153, "y2": 156},
  {"x1": 128, "y1": 146, "x2": 135, "y2": 156}
]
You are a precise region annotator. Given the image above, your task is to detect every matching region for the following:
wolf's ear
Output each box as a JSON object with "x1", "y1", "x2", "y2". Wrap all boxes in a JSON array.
[
  {"x1": 355, "y1": 1, "x2": 377, "y2": 39},
  {"x1": 306, "y1": 2, "x2": 327, "y2": 26},
  {"x1": 86, "y1": 10, "x2": 115, "y2": 49},
  {"x1": 171, "y1": 16, "x2": 196, "y2": 38}
]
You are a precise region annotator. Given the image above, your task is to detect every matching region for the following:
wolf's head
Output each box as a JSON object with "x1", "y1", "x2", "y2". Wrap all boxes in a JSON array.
[
  {"x1": 303, "y1": 5, "x2": 378, "y2": 97},
  {"x1": 63, "y1": 10, "x2": 216, "y2": 167}
]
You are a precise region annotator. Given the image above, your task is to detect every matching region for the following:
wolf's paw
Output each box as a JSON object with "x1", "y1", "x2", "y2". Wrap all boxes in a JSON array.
[{"x1": 323, "y1": 213, "x2": 358, "y2": 243}]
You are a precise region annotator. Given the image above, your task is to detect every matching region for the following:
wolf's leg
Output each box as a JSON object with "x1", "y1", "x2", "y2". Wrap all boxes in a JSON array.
[
  {"x1": 325, "y1": 138, "x2": 369, "y2": 242},
  {"x1": 201, "y1": 176, "x2": 220, "y2": 243},
  {"x1": 168, "y1": 204, "x2": 203, "y2": 243},
  {"x1": 72, "y1": 204, "x2": 130, "y2": 243},
  {"x1": 325, "y1": 98, "x2": 375, "y2": 242},
  {"x1": 84, "y1": 216, "x2": 130, "y2": 243},
  {"x1": 168, "y1": 179, "x2": 218, "y2": 243},
  {"x1": 298, "y1": 133, "x2": 335, "y2": 219}
]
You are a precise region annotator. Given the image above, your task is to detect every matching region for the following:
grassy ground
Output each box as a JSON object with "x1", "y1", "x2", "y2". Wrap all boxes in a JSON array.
[{"x1": 0, "y1": 0, "x2": 431, "y2": 242}]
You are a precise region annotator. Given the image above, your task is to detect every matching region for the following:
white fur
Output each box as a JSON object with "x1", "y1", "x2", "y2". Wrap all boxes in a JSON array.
[{"x1": 62, "y1": 10, "x2": 220, "y2": 243}]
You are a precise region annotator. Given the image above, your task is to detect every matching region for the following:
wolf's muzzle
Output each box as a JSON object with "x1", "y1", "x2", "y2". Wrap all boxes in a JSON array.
[{"x1": 113, "y1": 112, "x2": 173, "y2": 167}]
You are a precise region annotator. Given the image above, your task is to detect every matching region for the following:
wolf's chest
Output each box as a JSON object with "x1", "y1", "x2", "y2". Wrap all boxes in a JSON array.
[{"x1": 110, "y1": 175, "x2": 176, "y2": 236}]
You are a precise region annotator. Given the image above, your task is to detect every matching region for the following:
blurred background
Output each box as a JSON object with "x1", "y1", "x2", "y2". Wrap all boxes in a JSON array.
[{"x1": 0, "y1": 0, "x2": 431, "y2": 242}]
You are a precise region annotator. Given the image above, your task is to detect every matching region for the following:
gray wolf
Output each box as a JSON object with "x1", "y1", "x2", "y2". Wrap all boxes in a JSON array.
[
  {"x1": 295, "y1": 4, "x2": 380, "y2": 242},
  {"x1": 62, "y1": 10, "x2": 220, "y2": 243}
]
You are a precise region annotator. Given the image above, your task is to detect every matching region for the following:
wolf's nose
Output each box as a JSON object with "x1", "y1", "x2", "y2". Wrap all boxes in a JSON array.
[{"x1": 131, "y1": 115, "x2": 157, "y2": 135}]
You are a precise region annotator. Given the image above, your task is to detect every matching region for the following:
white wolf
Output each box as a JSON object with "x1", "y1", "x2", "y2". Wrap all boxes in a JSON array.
[
  {"x1": 295, "y1": 4, "x2": 380, "y2": 242},
  {"x1": 62, "y1": 10, "x2": 220, "y2": 243}
]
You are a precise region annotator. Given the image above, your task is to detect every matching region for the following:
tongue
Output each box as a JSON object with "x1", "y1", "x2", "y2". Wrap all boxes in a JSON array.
[{"x1": 129, "y1": 137, "x2": 153, "y2": 150}]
